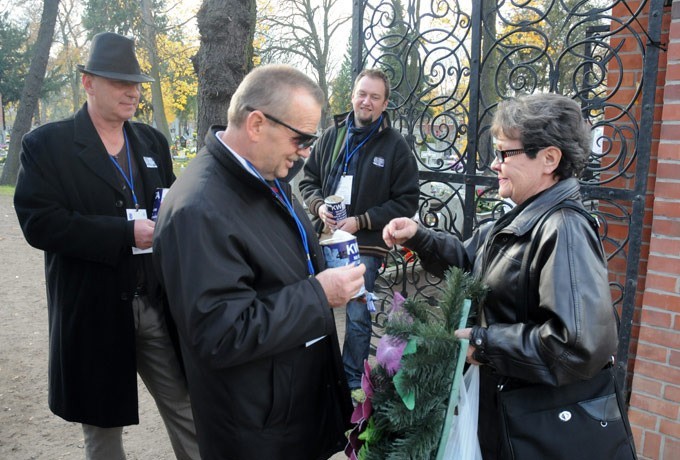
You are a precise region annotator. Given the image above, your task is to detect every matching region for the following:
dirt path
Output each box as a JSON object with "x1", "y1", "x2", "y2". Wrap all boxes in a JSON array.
[
  {"x1": 0, "y1": 192, "x2": 175, "y2": 458},
  {"x1": 0, "y1": 192, "x2": 347, "y2": 459}
]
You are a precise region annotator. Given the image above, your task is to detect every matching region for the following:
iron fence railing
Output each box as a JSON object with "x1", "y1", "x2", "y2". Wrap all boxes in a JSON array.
[{"x1": 352, "y1": 0, "x2": 664, "y2": 393}]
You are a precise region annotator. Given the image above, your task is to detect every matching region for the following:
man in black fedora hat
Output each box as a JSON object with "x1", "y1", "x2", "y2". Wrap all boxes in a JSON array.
[{"x1": 14, "y1": 32, "x2": 200, "y2": 460}]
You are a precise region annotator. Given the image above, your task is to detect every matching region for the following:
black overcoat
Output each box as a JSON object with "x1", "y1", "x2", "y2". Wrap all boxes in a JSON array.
[
  {"x1": 14, "y1": 104, "x2": 175, "y2": 427},
  {"x1": 153, "y1": 127, "x2": 353, "y2": 460}
]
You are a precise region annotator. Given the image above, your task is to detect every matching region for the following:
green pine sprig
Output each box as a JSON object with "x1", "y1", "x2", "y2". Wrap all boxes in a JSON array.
[{"x1": 358, "y1": 267, "x2": 487, "y2": 460}]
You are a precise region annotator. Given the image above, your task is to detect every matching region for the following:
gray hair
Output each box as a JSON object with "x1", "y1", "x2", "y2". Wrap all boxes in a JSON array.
[
  {"x1": 491, "y1": 93, "x2": 591, "y2": 180},
  {"x1": 228, "y1": 64, "x2": 324, "y2": 127}
]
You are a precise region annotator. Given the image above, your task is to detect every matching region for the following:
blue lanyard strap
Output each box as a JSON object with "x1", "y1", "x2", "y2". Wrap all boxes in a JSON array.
[
  {"x1": 246, "y1": 161, "x2": 315, "y2": 276},
  {"x1": 109, "y1": 130, "x2": 139, "y2": 208},
  {"x1": 343, "y1": 114, "x2": 382, "y2": 175}
]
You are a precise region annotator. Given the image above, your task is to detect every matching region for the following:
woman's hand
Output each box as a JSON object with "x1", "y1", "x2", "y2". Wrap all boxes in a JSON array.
[
  {"x1": 383, "y1": 217, "x2": 418, "y2": 247},
  {"x1": 455, "y1": 327, "x2": 482, "y2": 365}
]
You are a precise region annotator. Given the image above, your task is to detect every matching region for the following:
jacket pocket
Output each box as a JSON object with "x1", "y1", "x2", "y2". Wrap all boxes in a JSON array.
[{"x1": 263, "y1": 359, "x2": 294, "y2": 428}]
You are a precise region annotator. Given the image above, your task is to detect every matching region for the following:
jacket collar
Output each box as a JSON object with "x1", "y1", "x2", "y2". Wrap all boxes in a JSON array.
[
  {"x1": 74, "y1": 104, "x2": 125, "y2": 194},
  {"x1": 502, "y1": 178, "x2": 583, "y2": 236},
  {"x1": 74, "y1": 103, "x2": 156, "y2": 200},
  {"x1": 204, "y1": 125, "x2": 241, "y2": 171},
  {"x1": 203, "y1": 126, "x2": 278, "y2": 192}
]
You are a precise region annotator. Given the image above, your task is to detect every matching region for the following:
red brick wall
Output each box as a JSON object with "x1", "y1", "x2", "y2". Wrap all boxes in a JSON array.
[
  {"x1": 627, "y1": 2, "x2": 680, "y2": 459},
  {"x1": 600, "y1": 0, "x2": 664, "y2": 405}
]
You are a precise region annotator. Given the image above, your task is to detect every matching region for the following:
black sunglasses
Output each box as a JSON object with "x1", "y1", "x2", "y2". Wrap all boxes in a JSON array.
[
  {"x1": 493, "y1": 148, "x2": 528, "y2": 163},
  {"x1": 245, "y1": 106, "x2": 319, "y2": 149}
]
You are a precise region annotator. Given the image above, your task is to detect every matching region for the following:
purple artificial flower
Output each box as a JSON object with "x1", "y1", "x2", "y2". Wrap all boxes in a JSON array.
[
  {"x1": 344, "y1": 419, "x2": 366, "y2": 460},
  {"x1": 375, "y1": 292, "x2": 412, "y2": 375},
  {"x1": 386, "y1": 291, "x2": 412, "y2": 324},
  {"x1": 351, "y1": 360, "x2": 374, "y2": 424},
  {"x1": 346, "y1": 360, "x2": 375, "y2": 459},
  {"x1": 376, "y1": 335, "x2": 407, "y2": 376},
  {"x1": 390, "y1": 291, "x2": 406, "y2": 315}
]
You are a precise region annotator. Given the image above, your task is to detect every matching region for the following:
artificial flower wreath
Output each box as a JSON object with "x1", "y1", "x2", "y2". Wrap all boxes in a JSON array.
[{"x1": 345, "y1": 267, "x2": 486, "y2": 460}]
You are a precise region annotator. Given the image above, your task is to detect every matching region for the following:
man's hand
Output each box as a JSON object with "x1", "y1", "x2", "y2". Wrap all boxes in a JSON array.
[
  {"x1": 318, "y1": 204, "x2": 337, "y2": 231},
  {"x1": 382, "y1": 217, "x2": 418, "y2": 247},
  {"x1": 133, "y1": 219, "x2": 155, "y2": 249},
  {"x1": 336, "y1": 216, "x2": 359, "y2": 234},
  {"x1": 316, "y1": 264, "x2": 366, "y2": 307}
]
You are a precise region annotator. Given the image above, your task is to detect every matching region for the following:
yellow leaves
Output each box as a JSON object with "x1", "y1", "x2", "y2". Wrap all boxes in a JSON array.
[
  {"x1": 499, "y1": 9, "x2": 544, "y2": 48},
  {"x1": 136, "y1": 33, "x2": 198, "y2": 123},
  {"x1": 157, "y1": 36, "x2": 198, "y2": 122},
  {"x1": 252, "y1": 31, "x2": 266, "y2": 67}
]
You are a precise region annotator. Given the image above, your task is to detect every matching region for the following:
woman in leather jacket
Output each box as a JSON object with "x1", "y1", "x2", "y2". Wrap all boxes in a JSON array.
[{"x1": 382, "y1": 93, "x2": 618, "y2": 459}]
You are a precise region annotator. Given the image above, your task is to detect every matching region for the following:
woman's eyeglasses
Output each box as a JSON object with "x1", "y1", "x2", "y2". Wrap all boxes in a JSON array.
[
  {"x1": 493, "y1": 148, "x2": 527, "y2": 163},
  {"x1": 245, "y1": 106, "x2": 319, "y2": 149}
]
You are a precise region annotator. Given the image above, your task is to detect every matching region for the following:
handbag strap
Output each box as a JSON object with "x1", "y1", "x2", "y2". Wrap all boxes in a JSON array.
[{"x1": 517, "y1": 200, "x2": 599, "y2": 323}]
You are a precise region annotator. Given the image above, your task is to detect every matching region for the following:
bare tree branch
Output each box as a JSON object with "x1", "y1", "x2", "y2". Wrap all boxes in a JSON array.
[{"x1": 257, "y1": 0, "x2": 350, "y2": 126}]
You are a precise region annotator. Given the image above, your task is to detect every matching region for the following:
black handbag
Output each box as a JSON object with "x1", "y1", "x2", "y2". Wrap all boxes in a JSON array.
[
  {"x1": 498, "y1": 366, "x2": 637, "y2": 459},
  {"x1": 497, "y1": 202, "x2": 637, "y2": 460}
]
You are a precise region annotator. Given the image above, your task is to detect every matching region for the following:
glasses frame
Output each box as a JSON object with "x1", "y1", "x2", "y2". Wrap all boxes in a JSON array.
[
  {"x1": 493, "y1": 148, "x2": 528, "y2": 163},
  {"x1": 245, "y1": 106, "x2": 319, "y2": 149}
]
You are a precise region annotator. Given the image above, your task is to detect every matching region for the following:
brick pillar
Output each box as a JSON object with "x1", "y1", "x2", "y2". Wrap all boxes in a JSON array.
[{"x1": 627, "y1": 2, "x2": 680, "y2": 459}]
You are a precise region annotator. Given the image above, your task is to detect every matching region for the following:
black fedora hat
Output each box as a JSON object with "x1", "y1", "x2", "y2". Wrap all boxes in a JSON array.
[{"x1": 77, "y1": 32, "x2": 154, "y2": 83}]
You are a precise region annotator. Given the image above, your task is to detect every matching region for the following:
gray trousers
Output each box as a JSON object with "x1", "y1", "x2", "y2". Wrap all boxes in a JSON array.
[{"x1": 82, "y1": 295, "x2": 200, "y2": 460}]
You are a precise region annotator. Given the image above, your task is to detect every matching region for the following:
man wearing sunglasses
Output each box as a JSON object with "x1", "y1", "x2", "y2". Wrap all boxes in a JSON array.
[
  {"x1": 299, "y1": 68, "x2": 419, "y2": 404},
  {"x1": 153, "y1": 64, "x2": 365, "y2": 460}
]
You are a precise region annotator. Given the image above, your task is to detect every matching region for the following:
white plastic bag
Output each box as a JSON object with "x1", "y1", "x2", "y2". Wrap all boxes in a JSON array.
[{"x1": 442, "y1": 365, "x2": 483, "y2": 460}]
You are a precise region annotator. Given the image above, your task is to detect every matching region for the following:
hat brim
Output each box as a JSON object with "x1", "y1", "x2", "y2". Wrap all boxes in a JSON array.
[{"x1": 77, "y1": 64, "x2": 154, "y2": 83}]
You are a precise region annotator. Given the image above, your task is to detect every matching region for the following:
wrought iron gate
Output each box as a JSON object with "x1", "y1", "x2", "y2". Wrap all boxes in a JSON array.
[{"x1": 352, "y1": 0, "x2": 665, "y2": 390}]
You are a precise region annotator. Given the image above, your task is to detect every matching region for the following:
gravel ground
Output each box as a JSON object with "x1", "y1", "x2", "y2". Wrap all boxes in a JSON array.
[{"x1": 0, "y1": 192, "x2": 347, "y2": 459}]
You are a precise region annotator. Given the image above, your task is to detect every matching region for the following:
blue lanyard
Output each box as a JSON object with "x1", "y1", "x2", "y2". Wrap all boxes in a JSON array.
[
  {"x1": 245, "y1": 161, "x2": 315, "y2": 276},
  {"x1": 343, "y1": 114, "x2": 382, "y2": 175},
  {"x1": 109, "y1": 130, "x2": 139, "y2": 209}
]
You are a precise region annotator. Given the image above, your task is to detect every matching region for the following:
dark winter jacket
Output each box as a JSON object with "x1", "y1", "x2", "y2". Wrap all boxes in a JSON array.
[
  {"x1": 153, "y1": 127, "x2": 352, "y2": 460},
  {"x1": 14, "y1": 104, "x2": 175, "y2": 427},
  {"x1": 299, "y1": 111, "x2": 419, "y2": 256}
]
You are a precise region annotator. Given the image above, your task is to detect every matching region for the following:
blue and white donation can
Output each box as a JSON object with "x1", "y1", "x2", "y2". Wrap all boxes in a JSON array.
[
  {"x1": 324, "y1": 194, "x2": 347, "y2": 222},
  {"x1": 320, "y1": 229, "x2": 365, "y2": 298}
]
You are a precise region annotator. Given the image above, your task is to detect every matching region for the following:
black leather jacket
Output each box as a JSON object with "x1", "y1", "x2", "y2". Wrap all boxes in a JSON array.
[{"x1": 406, "y1": 178, "x2": 618, "y2": 386}]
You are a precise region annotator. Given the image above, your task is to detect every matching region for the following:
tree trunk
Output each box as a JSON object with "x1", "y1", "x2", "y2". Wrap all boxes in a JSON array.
[
  {"x1": 0, "y1": 0, "x2": 60, "y2": 186},
  {"x1": 477, "y1": 1, "x2": 497, "y2": 167},
  {"x1": 56, "y1": 8, "x2": 82, "y2": 113},
  {"x1": 1, "y1": 93, "x2": 5, "y2": 134},
  {"x1": 34, "y1": 100, "x2": 41, "y2": 126},
  {"x1": 195, "y1": 0, "x2": 256, "y2": 149},
  {"x1": 71, "y1": 69, "x2": 80, "y2": 112},
  {"x1": 317, "y1": 66, "x2": 330, "y2": 128},
  {"x1": 140, "y1": 0, "x2": 171, "y2": 142}
]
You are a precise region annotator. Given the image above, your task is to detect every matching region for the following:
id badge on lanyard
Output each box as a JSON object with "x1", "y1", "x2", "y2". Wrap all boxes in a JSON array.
[
  {"x1": 126, "y1": 208, "x2": 152, "y2": 254},
  {"x1": 336, "y1": 175, "x2": 353, "y2": 205}
]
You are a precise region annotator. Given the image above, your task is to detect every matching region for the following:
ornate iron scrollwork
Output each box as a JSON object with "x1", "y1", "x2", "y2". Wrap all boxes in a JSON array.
[{"x1": 355, "y1": 1, "x2": 660, "y2": 383}]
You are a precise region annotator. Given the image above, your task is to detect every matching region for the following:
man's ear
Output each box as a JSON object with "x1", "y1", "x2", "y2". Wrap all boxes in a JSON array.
[
  {"x1": 82, "y1": 74, "x2": 94, "y2": 94},
  {"x1": 380, "y1": 97, "x2": 389, "y2": 112},
  {"x1": 541, "y1": 146, "x2": 562, "y2": 175},
  {"x1": 245, "y1": 110, "x2": 266, "y2": 143}
]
